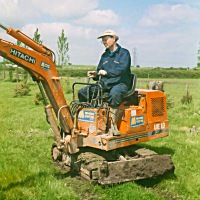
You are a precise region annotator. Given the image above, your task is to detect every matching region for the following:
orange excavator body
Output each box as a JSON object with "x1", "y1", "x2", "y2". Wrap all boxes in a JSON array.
[{"x1": 75, "y1": 89, "x2": 169, "y2": 151}]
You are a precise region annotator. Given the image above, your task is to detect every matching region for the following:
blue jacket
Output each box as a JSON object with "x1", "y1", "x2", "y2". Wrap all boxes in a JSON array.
[{"x1": 95, "y1": 45, "x2": 131, "y2": 90}]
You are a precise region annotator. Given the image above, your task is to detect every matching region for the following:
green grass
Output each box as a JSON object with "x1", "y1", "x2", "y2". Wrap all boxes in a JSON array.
[{"x1": 0, "y1": 79, "x2": 200, "y2": 200}]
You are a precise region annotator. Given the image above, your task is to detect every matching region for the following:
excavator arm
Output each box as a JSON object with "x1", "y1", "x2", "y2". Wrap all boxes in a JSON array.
[{"x1": 0, "y1": 24, "x2": 77, "y2": 152}]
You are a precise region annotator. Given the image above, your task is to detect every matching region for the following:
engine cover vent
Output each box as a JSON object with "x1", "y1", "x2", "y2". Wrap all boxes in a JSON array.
[{"x1": 151, "y1": 97, "x2": 164, "y2": 117}]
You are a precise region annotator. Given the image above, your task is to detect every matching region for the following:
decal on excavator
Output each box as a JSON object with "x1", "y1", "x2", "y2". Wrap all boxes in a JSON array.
[
  {"x1": 130, "y1": 115, "x2": 144, "y2": 127},
  {"x1": 40, "y1": 61, "x2": 50, "y2": 70},
  {"x1": 154, "y1": 122, "x2": 165, "y2": 130},
  {"x1": 78, "y1": 110, "x2": 95, "y2": 122},
  {"x1": 10, "y1": 48, "x2": 36, "y2": 64}
]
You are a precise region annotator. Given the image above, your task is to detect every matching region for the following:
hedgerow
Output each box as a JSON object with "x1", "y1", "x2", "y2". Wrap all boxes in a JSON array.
[
  {"x1": 1, "y1": 64, "x2": 200, "y2": 79},
  {"x1": 57, "y1": 67, "x2": 200, "y2": 79}
]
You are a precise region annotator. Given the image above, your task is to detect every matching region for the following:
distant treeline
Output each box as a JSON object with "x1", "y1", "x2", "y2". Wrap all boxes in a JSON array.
[
  {"x1": 57, "y1": 66, "x2": 200, "y2": 79},
  {"x1": 1, "y1": 64, "x2": 200, "y2": 79}
]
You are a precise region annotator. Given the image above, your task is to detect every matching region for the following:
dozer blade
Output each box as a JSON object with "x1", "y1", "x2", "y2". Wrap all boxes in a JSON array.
[
  {"x1": 52, "y1": 144, "x2": 175, "y2": 185},
  {"x1": 98, "y1": 154, "x2": 174, "y2": 185}
]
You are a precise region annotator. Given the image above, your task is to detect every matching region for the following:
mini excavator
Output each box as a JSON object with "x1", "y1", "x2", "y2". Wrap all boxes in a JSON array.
[{"x1": 0, "y1": 24, "x2": 174, "y2": 184}]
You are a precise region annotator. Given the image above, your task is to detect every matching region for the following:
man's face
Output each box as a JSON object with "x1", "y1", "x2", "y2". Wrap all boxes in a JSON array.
[{"x1": 101, "y1": 36, "x2": 116, "y2": 49}]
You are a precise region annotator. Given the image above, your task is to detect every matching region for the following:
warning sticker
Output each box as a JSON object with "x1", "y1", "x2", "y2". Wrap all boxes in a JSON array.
[
  {"x1": 40, "y1": 61, "x2": 50, "y2": 70},
  {"x1": 78, "y1": 110, "x2": 95, "y2": 123},
  {"x1": 130, "y1": 115, "x2": 144, "y2": 127}
]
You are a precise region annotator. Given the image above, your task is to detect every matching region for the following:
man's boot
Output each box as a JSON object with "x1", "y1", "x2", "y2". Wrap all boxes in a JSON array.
[{"x1": 110, "y1": 107, "x2": 121, "y2": 136}]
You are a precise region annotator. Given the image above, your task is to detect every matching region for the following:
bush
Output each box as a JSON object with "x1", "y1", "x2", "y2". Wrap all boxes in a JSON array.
[
  {"x1": 14, "y1": 82, "x2": 31, "y2": 97},
  {"x1": 65, "y1": 77, "x2": 72, "y2": 94},
  {"x1": 34, "y1": 90, "x2": 43, "y2": 105},
  {"x1": 130, "y1": 68, "x2": 200, "y2": 79},
  {"x1": 166, "y1": 94, "x2": 175, "y2": 109},
  {"x1": 8, "y1": 68, "x2": 14, "y2": 81},
  {"x1": 181, "y1": 92, "x2": 192, "y2": 104},
  {"x1": 58, "y1": 68, "x2": 88, "y2": 77}
]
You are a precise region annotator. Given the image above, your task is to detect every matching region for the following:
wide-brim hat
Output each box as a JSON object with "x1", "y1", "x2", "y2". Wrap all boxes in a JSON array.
[{"x1": 97, "y1": 30, "x2": 119, "y2": 41}]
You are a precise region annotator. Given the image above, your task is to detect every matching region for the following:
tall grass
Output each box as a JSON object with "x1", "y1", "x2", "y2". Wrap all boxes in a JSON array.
[{"x1": 0, "y1": 79, "x2": 200, "y2": 200}]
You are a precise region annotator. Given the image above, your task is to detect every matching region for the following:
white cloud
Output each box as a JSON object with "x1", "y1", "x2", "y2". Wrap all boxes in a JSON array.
[
  {"x1": 0, "y1": 0, "x2": 99, "y2": 27},
  {"x1": 0, "y1": 0, "x2": 21, "y2": 27},
  {"x1": 135, "y1": 3, "x2": 200, "y2": 67},
  {"x1": 139, "y1": 4, "x2": 200, "y2": 26},
  {"x1": 37, "y1": 0, "x2": 99, "y2": 19},
  {"x1": 118, "y1": 25, "x2": 200, "y2": 68},
  {"x1": 74, "y1": 9, "x2": 120, "y2": 27},
  {"x1": 0, "y1": 0, "x2": 120, "y2": 66},
  {"x1": 22, "y1": 22, "x2": 99, "y2": 41}
]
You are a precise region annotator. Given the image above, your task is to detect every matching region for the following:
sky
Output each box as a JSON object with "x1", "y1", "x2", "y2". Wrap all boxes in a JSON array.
[{"x1": 0, "y1": 0, "x2": 200, "y2": 68}]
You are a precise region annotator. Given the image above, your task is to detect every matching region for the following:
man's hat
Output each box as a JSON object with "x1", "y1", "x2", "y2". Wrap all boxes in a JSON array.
[{"x1": 97, "y1": 30, "x2": 119, "y2": 41}]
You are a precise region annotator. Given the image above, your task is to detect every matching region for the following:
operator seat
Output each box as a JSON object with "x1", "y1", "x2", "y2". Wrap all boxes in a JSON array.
[
  {"x1": 102, "y1": 73, "x2": 137, "y2": 103},
  {"x1": 123, "y1": 73, "x2": 137, "y2": 99}
]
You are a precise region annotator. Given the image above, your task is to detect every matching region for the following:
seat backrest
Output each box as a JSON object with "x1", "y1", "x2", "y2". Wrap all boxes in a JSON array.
[{"x1": 123, "y1": 73, "x2": 137, "y2": 99}]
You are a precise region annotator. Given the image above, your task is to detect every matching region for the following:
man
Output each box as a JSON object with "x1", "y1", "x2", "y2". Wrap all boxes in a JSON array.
[{"x1": 78, "y1": 30, "x2": 132, "y2": 136}]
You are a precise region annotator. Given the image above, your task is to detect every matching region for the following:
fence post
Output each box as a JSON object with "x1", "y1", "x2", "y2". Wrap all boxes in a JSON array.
[
  {"x1": 186, "y1": 83, "x2": 188, "y2": 95},
  {"x1": 3, "y1": 65, "x2": 6, "y2": 80}
]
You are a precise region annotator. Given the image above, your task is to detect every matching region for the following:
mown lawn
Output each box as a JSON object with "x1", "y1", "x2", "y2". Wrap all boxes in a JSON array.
[{"x1": 0, "y1": 79, "x2": 200, "y2": 200}]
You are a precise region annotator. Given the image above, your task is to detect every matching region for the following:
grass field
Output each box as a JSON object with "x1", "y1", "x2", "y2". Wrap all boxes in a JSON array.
[{"x1": 0, "y1": 78, "x2": 200, "y2": 200}]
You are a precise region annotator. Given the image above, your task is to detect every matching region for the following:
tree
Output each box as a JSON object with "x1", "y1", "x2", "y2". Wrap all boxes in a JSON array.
[
  {"x1": 57, "y1": 29, "x2": 70, "y2": 66},
  {"x1": 33, "y1": 28, "x2": 43, "y2": 44},
  {"x1": 15, "y1": 40, "x2": 22, "y2": 82},
  {"x1": 197, "y1": 42, "x2": 200, "y2": 68}
]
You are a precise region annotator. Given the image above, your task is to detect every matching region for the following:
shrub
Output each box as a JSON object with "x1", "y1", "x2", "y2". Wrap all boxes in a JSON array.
[
  {"x1": 8, "y1": 68, "x2": 14, "y2": 81},
  {"x1": 166, "y1": 94, "x2": 175, "y2": 109},
  {"x1": 34, "y1": 90, "x2": 44, "y2": 105},
  {"x1": 14, "y1": 82, "x2": 31, "y2": 97},
  {"x1": 181, "y1": 92, "x2": 192, "y2": 104},
  {"x1": 65, "y1": 77, "x2": 72, "y2": 94}
]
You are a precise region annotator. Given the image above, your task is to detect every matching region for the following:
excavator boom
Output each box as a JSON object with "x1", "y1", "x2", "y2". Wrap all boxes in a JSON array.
[
  {"x1": 0, "y1": 24, "x2": 51, "y2": 56},
  {"x1": 0, "y1": 24, "x2": 74, "y2": 138}
]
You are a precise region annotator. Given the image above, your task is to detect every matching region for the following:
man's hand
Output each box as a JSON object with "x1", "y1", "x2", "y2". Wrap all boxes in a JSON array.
[
  {"x1": 87, "y1": 71, "x2": 96, "y2": 78},
  {"x1": 98, "y1": 69, "x2": 107, "y2": 76}
]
